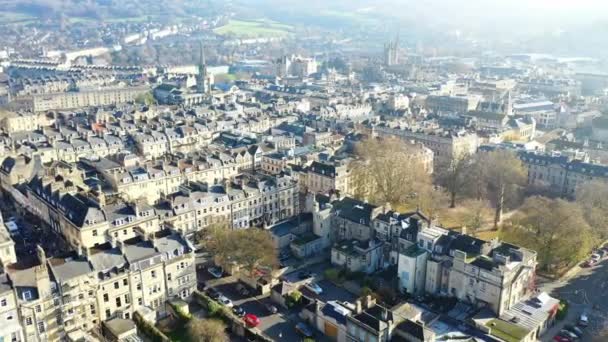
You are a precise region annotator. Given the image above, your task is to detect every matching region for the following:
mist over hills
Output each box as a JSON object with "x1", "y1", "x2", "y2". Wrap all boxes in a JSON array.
[{"x1": 1, "y1": 0, "x2": 607, "y2": 57}]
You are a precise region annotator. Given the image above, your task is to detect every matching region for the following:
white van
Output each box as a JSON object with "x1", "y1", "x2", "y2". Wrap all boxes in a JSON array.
[{"x1": 5, "y1": 221, "x2": 19, "y2": 236}]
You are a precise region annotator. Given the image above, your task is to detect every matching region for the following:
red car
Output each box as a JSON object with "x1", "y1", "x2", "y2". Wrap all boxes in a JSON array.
[
  {"x1": 553, "y1": 335, "x2": 571, "y2": 342},
  {"x1": 244, "y1": 313, "x2": 260, "y2": 327}
]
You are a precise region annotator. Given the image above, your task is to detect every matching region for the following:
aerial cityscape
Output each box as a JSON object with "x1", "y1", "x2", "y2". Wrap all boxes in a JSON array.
[{"x1": 0, "y1": 0, "x2": 608, "y2": 341}]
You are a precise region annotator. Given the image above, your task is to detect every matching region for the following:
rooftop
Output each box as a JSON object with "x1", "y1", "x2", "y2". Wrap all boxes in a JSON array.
[{"x1": 486, "y1": 318, "x2": 529, "y2": 342}]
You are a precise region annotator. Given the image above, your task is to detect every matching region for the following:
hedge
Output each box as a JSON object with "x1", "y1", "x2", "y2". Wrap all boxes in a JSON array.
[
  {"x1": 133, "y1": 311, "x2": 171, "y2": 342},
  {"x1": 556, "y1": 300, "x2": 569, "y2": 320},
  {"x1": 167, "y1": 301, "x2": 193, "y2": 322},
  {"x1": 192, "y1": 290, "x2": 234, "y2": 324}
]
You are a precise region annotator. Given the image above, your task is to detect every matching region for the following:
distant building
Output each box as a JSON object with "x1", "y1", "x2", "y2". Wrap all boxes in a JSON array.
[
  {"x1": 519, "y1": 150, "x2": 608, "y2": 196},
  {"x1": 23, "y1": 86, "x2": 149, "y2": 112},
  {"x1": 383, "y1": 36, "x2": 399, "y2": 67},
  {"x1": 276, "y1": 55, "x2": 318, "y2": 78}
]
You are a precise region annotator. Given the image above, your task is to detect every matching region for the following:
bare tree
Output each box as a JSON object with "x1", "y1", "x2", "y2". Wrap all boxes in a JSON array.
[
  {"x1": 501, "y1": 196, "x2": 594, "y2": 272},
  {"x1": 577, "y1": 180, "x2": 608, "y2": 239},
  {"x1": 350, "y1": 137, "x2": 431, "y2": 207},
  {"x1": 187, "y1": 318, "x2": 228, "y2": 342},
  {"x1": 467, "y1": 150, "x2": 526, "y2": 228},
  {"x1": 436, "y1": 152, "x2": 472, "y2": 208},
  {"x1": 461, "y1": 199, "x2": 492, "y2": 237},
  {"x1": 204, "y1": 225, "x2": 277, "y2": 277}
]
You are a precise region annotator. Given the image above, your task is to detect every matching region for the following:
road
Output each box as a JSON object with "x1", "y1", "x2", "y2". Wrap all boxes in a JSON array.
[{"x1": 539, "y1": 258, "x2": 608, "y2": 341}]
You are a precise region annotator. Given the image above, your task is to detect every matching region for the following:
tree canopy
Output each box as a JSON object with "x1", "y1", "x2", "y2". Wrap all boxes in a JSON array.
[
  {"x1": 351, "y1": 137, "x2": 433, "y2": 207},
  {"x1": 203, "y1": 223, "x2": 278, "y2": 276},
  {"x1": 187, "y1": 318, "x2": 228, "y2": 342},
  {"x1": 500, "y1": 196, "x2": 594, "y2": 271}
]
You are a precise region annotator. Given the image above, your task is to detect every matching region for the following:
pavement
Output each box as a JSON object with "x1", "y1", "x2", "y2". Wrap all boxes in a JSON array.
[{"x1": 539, "y1": 257, "x2": 608, "y2": 341}]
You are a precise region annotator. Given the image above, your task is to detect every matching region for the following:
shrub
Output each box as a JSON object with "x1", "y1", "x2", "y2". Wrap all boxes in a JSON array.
[
  {"x1": 360, "y1": 286, "x2": 374, "y2": 297},
  {"x1": 286, "y1": 290, "x2": 303, "y2": 308},
  {"x1": 168, "y1": 302, "x2": 193, "y2": 322},
  {"x1": 556, "y1": 300, "x2": 569, "y2": 320},
  {"x1": 133, "y1": 312, "x2": 170, "y2": 342},
  {"x1": 324, "y1": 268, "x2": 340, "y2": 283}
]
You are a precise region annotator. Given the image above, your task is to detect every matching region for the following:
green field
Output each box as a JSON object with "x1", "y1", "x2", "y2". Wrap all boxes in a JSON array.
[
  {"x1": 0, "y1": 11, "x2": 37, "y2": 24},
  {"x1": 213, "y1": 19, "x2": 292, "y2": 38}
]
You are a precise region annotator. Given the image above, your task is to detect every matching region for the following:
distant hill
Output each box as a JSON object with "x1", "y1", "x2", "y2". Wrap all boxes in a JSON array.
[{"x1": 0, "y1": 0, "x2": 224, "y2": 23}]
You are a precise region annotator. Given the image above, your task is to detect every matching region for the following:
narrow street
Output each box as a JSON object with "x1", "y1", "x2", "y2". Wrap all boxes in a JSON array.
[{"x1": 539, "y1": 259, "x2": 608, "y2": 341}]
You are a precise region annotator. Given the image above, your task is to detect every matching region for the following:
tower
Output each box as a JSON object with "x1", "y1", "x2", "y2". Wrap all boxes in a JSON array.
[
  {"x1": 196, "y1": 41, "x2": 209, "y2": 94},
  {"x1": 383, "y1": 33, "x2": 399, "y2": 67}
]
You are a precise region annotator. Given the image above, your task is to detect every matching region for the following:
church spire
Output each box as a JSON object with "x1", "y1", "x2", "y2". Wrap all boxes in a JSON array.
[{"x1": 197, "y1": 41, "x2": 208, "y2": 94}]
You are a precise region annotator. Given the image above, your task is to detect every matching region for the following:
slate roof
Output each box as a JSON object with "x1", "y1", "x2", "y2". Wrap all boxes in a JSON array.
[
  {"x1": 332, "y1": 197, "x2": 377, "y2": 225},
  {"x1": 395, "y1": 319, "x2": 426, "y2": 340},
  {"x1": 351, "y1": 304, "x2": 393, "y2": 332},
  {"x1": 309, "y1": 161, "x2": 337, "y2": 177},
  {"x1": 49, "y1": 257, "x2": 93, "y2": 283}
]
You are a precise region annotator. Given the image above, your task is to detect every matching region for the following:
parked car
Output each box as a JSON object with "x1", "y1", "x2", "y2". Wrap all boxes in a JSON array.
[
  {"x1": 305, "y1": 282, "x2": 323, "y2": 295},
  {"x1": 298, "y1": 271, "x2": 312, "y2": 279},
  {"x1": 236, "y1": 283, "x2": 251, "y2": 296},
  {"x1": 582, "y1": 259, "x2": 596, "y2": 268},
  {"x1": 553, "y1": 335, "x2": 572, "y2": 342},
  {"x1": 578, "y1": 313, "x2": 589, "y2": 327},
  {"x1": 564, "y1": 325, "x2": 583, "y2": 337},
  {"x1": 217, "y1": 295, "x2": 233, "y2": 308},
  {"x1": 232, "y1": 306, "x2": 246, "y2": 317},
  {"x1": 206, "y1": 287, "x2": 221, "y2": 300},
  {"x1": 265, "y1": 304, "x2": 278, "y2": 314},
  {"x1": 559, "y1": 329, "x2": 578, "y2": 341},
  {"x1": 591, "y1": 253, "x2": 601, "y2": 261},
  {"x1": 244, "y1": 313, "x2": 260, "y2": 327},
  {"x1": 295, "y1": 322, "x2": 314, "y2": 337},
  {"x1": 207, "y1": 266, "x2": 223, "y2": 279}
]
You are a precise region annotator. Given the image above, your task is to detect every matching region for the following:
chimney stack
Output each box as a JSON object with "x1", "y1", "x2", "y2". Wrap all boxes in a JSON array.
[{"x1": 355, "y1": 299, "x2": 362, "y2": 314}]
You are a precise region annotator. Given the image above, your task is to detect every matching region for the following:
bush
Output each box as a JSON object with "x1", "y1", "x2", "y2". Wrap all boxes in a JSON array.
[
  {"x1": 192, "y1": 291, "x2": 233, "y2": 325},
  {"x1": 133, "y1": 312, "x2": 170, "y2": 342},
  {"x1": 168, "y1": 302, "x2": 192, "y2": 322},
  {"x1": 556, "y1": 300, "x2": 569, "y2": 320},
  {"x1": 360, "y1": 286, "x2": 374, "y2": 297},
  {"x1": 286, "y1": 290, "x2": 303, "y2": 308},
  {"x1": 324, "y1": 268, "x2": 340, "y2": 283}
]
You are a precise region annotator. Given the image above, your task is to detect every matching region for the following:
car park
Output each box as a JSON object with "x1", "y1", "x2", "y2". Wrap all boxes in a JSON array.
[
  {"x1": 236, "y1": 283, "x2": 251, "y2": 296},
  {"x1": 295, "y1": 322, "x2": 314, "y2": 337},
  {"x1": 578, "y1": 313, "x2": 589, "y2": 327},
  {"x1": 206, "y1": 287, "x2": 221, "y2": 299},
  {"x1": 232, "y1": 305, "x2": 246, "y2": 317},
  {"x1": 298, "y1": 270, "x2": 312, "y2": 279},
  {"x1": 564, "y1": 325, "x2": 583, "y2": 337},
  {"x1": 305, "y1": 282, "x2": 323, "y2": 295},
  {"x1": 207, "y1": 266, "x2": 223, "y2": 278},
  {"x1": 553, "y1": 335, "x2": 571, "y2": 342},
  {"x1": 217, "y1": 295, "x2": 233, "y2": 307},
  {"x1": 559, "y1": 329, "x2": 578, "y2": 341},
  {"x1": 244, "y1": 313, "x2": 260, "y2": 327},
  {"x1": 264, "y1": 304, "x2": 278, "y2": 314}
]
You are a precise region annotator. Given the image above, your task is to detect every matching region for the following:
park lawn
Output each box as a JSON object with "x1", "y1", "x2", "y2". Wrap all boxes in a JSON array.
[
  {"x1": 214, "y1": 19, "x2": 292, "y2": 38},
  {"x1": 476, "y1": 230, "x2": 499, "y2": 241}
]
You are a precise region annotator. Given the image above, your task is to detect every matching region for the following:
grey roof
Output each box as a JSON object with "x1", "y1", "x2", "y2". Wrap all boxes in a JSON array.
[
  {"x1": 155, "y1": 233, "x2": 190, "y2": 256},
  {"x1": 49, "y1": 258, "x2": 93, "y2": 283},
  {"x1": 89, "y1": 247, "x2": 127, "y2": 272},
  {"x1": 123, "y1": 240, "x2": 158, "y2": 263}
]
